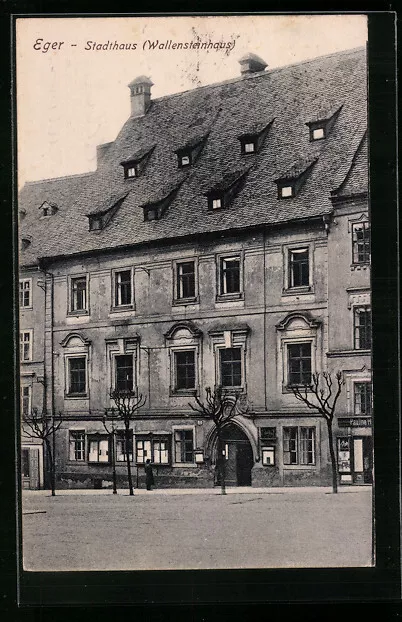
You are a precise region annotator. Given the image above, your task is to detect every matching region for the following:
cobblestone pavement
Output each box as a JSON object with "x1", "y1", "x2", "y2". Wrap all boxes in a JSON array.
[{"x1": 22, "y1": 487, "x2": 373, "y2": 571}]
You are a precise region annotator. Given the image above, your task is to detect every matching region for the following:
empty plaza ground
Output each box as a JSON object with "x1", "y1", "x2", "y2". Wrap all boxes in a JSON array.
[{"x1": 22, "y1": 487, "x2": 373, "y2": 571}]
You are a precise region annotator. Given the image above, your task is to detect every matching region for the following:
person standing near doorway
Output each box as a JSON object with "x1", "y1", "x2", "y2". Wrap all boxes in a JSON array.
[{"x1": 145, "y1": 459, "x2": 154, "y2": 491}]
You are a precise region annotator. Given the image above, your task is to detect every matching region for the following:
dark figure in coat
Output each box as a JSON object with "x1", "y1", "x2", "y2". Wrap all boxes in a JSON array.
[{"x1": 145, "y1": 459, "x2": 154, "y2": 490}]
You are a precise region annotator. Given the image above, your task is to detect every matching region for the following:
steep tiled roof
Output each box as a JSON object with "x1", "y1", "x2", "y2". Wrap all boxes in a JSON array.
[{"x1": 19, "y1": 46, "x2": 367, "y2": 266}]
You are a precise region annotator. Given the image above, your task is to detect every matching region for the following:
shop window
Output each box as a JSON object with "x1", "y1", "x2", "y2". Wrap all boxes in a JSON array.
[
  {"x1": 116, "y1": 431, "x2": 133, "y2": 462},
  {"x1": 283, "y1": 426, "x2": 315, "y2": 465},
  {"x1": 19, "y1": 279, "x2": 32, "y2": 308},
  {"x1": 220, "y1": 347, "x2": 242, "y2": 388},
  {"x1": 174, "y1": 429, "x2": 194, "y2": 463},
  {"x1": 288, "y1": 248, "x2": 309, "y2": 288},
  {"x1": 67, "y1": 356, "x2": 87, "y2": 395},
  {"x1": 352, "y1": 221, "x2": 370, "y2": 264},
  {"x1": 136, "y1": 436, "x2": 170, "y2": 464},
  {"x1": 88, "y1": 436, "x2": 109, "y2": 463},
  {"x1": 287, "y1": 343, "x2": 312, "y2": 386},
  {"x1": 70, "y1": 276, "x2": 88, "y2": 313},
  {"x1": 354, "y1": 382, "x2": 372, "y2": 415},
  {"x1": 114, "y1": 269, "x2": 133, "y2": 307},
  {"x1": 20, "y1": 330, "x2": 33, "y2": 362},
  {"x1": 353, "y1": 306, "x2": 371, "y2": 350},
  {"x1": 69, "y1": 431, "x2": 85, "y2": 461},
  {"x1": 174, "y1": 350, "x2": 196, "y2": 391}
]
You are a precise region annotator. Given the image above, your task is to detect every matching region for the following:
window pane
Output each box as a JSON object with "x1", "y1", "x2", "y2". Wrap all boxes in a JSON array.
[
  {"x1": 288, "y1": 344, "x2": 311, "y2": 385},
  {"x1": 69, "y1": 431, "x2": 85, "y2": 461},
  {"x1": 354, "y1": 382, "x2": 372, "y2": 415},
  {"x1": 69, "y1": 357, "x2": 86, "y2": 394},
  {"x1": 283, "y1": 427, "x2": 298, "y2": 464},
  {"x1": 115, "y1": 354, "x2": 134, "y2": 391},
  {"x1": 221, "y1": 258, "x2": 240, "y2": 294},
  {"x1": 289, "y1": 248, "x2": 309, "y2": 287},
  {"x1": 115, "y1": 270, "x2": 132, "y2": 306},
  {"x1": 175, "y1": 350, "x2": 195, "y2": 390},
  {"x1": 177, "y1": 262, "x2": 195, "y2": 299},
  {"x1": 174, "y1": 430, "x2": 194, "y2": 463},
  {"x1": 300, "y1": 427, "x2": 315, "y2": 464},
  {"x1": 71, "y1": 277, "x2": 87, "y2": 311},
  {"x1": 220, "y1": 348, "x2": 242, "y2": 387},
  {"x1": 352, "y1": 222, "x2": 370, "y2": 264},
  {"x1": 354, "y1": 307, "x2": 372, "y2": 349}
]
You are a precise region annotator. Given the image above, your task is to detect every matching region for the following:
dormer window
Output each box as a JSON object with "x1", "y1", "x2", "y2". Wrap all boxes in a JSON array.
[
  {"x1": 144, "y1": 207, "x2": 158, "y2": 222},
  {"x1": 20, "y1": 236, "x2": 32, "y2": 250},
  {"x1": 175, "y1": 135, "x2": 208, "y2": 169},
  {"x1": 275, "y1": 158, "x2": 318, "y2": 200},
  {"x1": 142, "y1": 184, "x2": 182, "y2": 222},
  {"x1": 306, "y1": 106, "x2": 342, "y2": 142},
  {"x1": 120, "y1": 145, "x2": 155, "y2": 180},
  {"x1": 205, "y1": 169, "x2": 249, "y2": 212},
  {"x1": 86, "y1": 192, "x2": 128, "y2": 231},
  {"x1": 39, "y1": 201, "x2": 58, "y2": 218},
  {"x1": 244, "y1": 142, "x2": 255, "y2": 153},
  {"x1": 238, "y1": 120, "x2": 274, "y2": 156},
  {"x1": 211, "y1": 197, "x2": 223, "y2": 210},
  {"x1": 180, "y1": 155, "x2": 191, "y2": 167}
]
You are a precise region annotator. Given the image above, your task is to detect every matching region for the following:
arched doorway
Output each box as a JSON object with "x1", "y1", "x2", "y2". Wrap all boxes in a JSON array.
[{"x1": 216, "y1": 423, "x2": 254, "y2": 486}]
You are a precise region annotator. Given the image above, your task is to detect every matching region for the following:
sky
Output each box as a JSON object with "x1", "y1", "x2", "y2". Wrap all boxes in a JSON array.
[{"x1": 16, "y1": 15, "x2": 367, "y2": 188}]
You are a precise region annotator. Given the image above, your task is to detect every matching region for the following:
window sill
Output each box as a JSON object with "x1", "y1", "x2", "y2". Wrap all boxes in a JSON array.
[
  {"x1": 172, "y1": 462, "x2": 197, "y2": 468},
  {"x1": 170, "y1": 389, "x2": 198, "y2": 397},
  {"x1": 20, "y1": 306, "x2": 33, "y2": 311},
  {"x1": 172, "y1": 297, "x2": 199, "y2": 307},
  {"x1": 65, "y1": 393, "x2": 88, "y2": 399},
  {"x1": 216, "y1": 293, "x2": 244, "y2": 303},
  {"x1": 282, "y1": 286, "x2": 312, "y2": 295},
  {"x1": 67, "y1": 310, "x2": 89, "y2": 316},
  {"x1": 350, "y1": 263, "x2": 370, "y2": 271},
  {"x1": 283, "y1": 385, "x2": 312, "y2": 394},
  {"x1": 110, "y1": 305, "x2": 135, "y2": 313},
  {"x1": 283, "y1": 464, "x2": 316, "y2": 470}
]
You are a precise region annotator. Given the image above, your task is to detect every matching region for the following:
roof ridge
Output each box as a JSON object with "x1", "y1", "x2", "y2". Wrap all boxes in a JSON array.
[
  {"x1": 152, "y1": 46, "x2": 366, "y2": 103},
  {"x1": 22, "y1": 171, "x2": 95, "y2": 186}
]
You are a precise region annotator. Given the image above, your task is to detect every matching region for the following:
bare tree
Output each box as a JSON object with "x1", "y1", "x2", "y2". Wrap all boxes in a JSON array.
[
  {"x1": 22, "y1": 408, "x2": 63, "y2": 496},
  {"x1": 290, "y1": 371, "x2": 345, "y2": 494},
  {"x1": 109, "y1": 389, "x2": 146, "y2": 496},
  {"x1": 189, "y1": 386, "x2": 248, "y2": 495}
]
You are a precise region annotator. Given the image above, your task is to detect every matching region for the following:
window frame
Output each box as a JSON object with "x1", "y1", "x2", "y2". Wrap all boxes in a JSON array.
[
  {"x1": 21, "y1": 385, "x2": 32, "y2": 416},
  {"x1": 87, "y1": 435, "x2": 110, "y2": 464},
  {"x1": 68, "y1": 274, "x2": 89, "y2": 315},
  {"x1": 116, "y1": 430, "x2": 134, "y2": 462},
  {"x1": 173, "y1": 258, "x2": 198, "y2": 304},
  {"x1": 123, "y1": 162, "x2": 139, "y2": 179},
  {"x1": 174, "y1": 348, "x2": 197, "y2": 393},
  {"x1": 172, "y1": 426, "x2": 195, "y2": 465},
  {"x1": 65, "y1": 354, "x2": 88, "y2": 397},
  {"x1": 351, "y1": 221, "x2": 371, "y2": 265},
  {"x1": 278, "y1": 184, "x2": 295, "y2": 199},
  {"x1": 310, "y1": 126, "x2": 326, "y2": 141},
  {"x1": 135, "y1": 435, "x2": 171, "y2": 465},
  {"x1": 216, "y1": 252, "x2": 244, "y2": 301},
  {"x1": 69, "y1": 430, "x2": 86, "y2": 462},
  {"x1": 288, "y1": 247, "x2": 310, "y2": 289},
  {"x1": 19, "y1": 278, "x2": 32, "y2": 309},
  {"x1": 283, "y1": 426, "x2": 316, "y2": 466},
  {"x1": 112, "y1": 267, "x2": 134, "y2": 310},
  {"x1": 353, "y1": 305, "x2": 372, "y2": 350},
  {"x1": 353, "y1": 381, "x2": 372, "y2": 416},
  {"x1": 20, "y1": 329, "x2": 33, "y2": 362},
  {"x1": 219, "y1": 346, "x2": 243, "y2": 390},
  {"x1": 287, "y1": 342, "x2": 312, "y2": 387},
  {"x1": 113, "y1": 353, "x2": 135, "y2": 393}
]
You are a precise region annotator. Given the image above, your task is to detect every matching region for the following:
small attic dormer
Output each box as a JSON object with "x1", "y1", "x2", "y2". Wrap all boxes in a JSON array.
[
  {"x1": 39, "y1": 201, "x2": 58, "y2": 218},
  {"x1": 274, "y1": 158, "x2": 318, "y2": 199},
  {"x1": 174, "y1": 134, "x2": 209, "y2": 169},
  {"x1": 205, "y1": 169, "x2": 249, "y2": 211},
  {"x1": 86, "y1": 192, "x2": 129, "y2": 231},
  {"x1": 120, "y1": 145, "x2": 155, "y2": 179},
  {"x1": 306, "y1": 105, "x2": 343, "y2": 142},
  {"x1": 142, "y1": 184, "x2": 182, "y2": 222},
  {"x1": 238, "y1": 119, "x2": 274, "y2": 155}
]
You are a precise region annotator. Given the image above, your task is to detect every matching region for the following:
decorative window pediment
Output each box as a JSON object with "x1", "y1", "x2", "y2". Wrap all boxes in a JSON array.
[
  {"x1": 164, "y1": 321, "x2": 202, "y2": 342},
  {"x1": 60, "y1": 332, "x2": 91, "y2": 348},
  {"x1": 276, "y1": 312, "x2": 321, "y2": 332},
  {"x1": 274, "y1": 158, "x2": 318, "y2": 199},
  {"x1": 86, "y1": 192, "x2": 129, "y2": 231}
]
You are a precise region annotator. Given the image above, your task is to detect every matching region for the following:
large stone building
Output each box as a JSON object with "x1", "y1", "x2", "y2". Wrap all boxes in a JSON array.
[{"x1": 19, "y1": 46, "x2": 371, "y2": 490}]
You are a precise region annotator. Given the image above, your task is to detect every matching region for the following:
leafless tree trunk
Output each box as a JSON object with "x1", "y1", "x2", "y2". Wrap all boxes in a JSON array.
[{"x1": 291, "y1": 371, "x2": 345, "y2": 494}]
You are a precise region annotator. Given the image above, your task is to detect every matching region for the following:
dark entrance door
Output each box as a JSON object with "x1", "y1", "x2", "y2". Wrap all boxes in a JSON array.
[{"x1": 217, "y1": 423, "x2": 253, "y2": 487}]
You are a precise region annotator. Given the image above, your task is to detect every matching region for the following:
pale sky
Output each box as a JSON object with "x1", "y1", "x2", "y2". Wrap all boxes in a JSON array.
[{"x1": 16, "y1": 15, "x2": 367, "y2": 188}]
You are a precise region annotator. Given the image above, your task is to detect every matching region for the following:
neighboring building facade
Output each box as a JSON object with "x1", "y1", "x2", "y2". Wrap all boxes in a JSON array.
[{"x1": 18, "y1": 47, "x2": 371, "y2": 489}]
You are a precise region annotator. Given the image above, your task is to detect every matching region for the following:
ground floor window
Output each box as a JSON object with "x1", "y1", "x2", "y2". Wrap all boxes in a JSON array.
[
  {"x1": 69, "y1": 431, "x2": 85, "y2": 461},
  {"x1": 21, "y1": 448, "x2": 30, "y2": 477},
  {"x1": 283, "y1": 426, "x2": 315, "y2": 465},
  {"x1": 174, "y1": 429, "x2": 194, "y2": 463},
  {"x1": 136, "y1": 436, "x2": 170, "y2": 464},
  {"x1": 88, "y1": 436, "x2": 109, "y2": 463},
  {"x1": 116, "y1": 431, "x2": 133, "y2": 462}
]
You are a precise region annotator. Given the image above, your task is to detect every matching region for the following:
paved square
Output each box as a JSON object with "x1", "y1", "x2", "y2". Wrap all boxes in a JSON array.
[{"x1": 22, "y1": 487, "x2": 372, "y2": 571}]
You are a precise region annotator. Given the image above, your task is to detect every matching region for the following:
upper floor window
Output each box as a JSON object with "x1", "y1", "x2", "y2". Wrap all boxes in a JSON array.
[
  {"x1": 211, "y1": 197, "x2": 222, "y2": 210},
  {"x1": 220, "y1": 347, "x2": 242, "y2": 388},
  {"x1": 287, "y1": 343, "x2": 312, "y2": 386},
  {"x1": 353, "y1": 306, "x2": 371, "y2": 350},
  {"x1": 289, "y1": 248, "x2": 309, "y2": 288},
  {"x1": 67, "y1": 356, "x2": 87, "y2": 395},
  {"x1": 20, "y1": 330, "x2": 32, "y2": 362},
  {"x1": 174, "y1": 350, "x2": 196, "y2": 391},
  {"x1": 120, "y1": 145, "x2": 155, "y2": 180},
  {"x1": 352, "y1": 221, "x2": 370, "y2": 264},
  {"x1": 69, "y1": 431, "x2": 85, "y2": 461},
  {"x1": 39, "y1": 201, "x2": 58, "y2": 218},
  {"x1": 279, "y1": 185, "x2": 294, "y2": 198},
  {"x1": 275, "y1": 158, "x2": 318, "y2": 200},
  {"x1": 115, "y1": 354, "x2": 134, "y2": 392},
  {"x1": 283, "y1": 427, "x2": 316, "y2": 465},
  {"x1": 176, "y1": 261, "x2": 196, "y2": 301},
  {"x1": 306, "y1": 106, "x2": 342, "y2": 142},
  {"x1": 311, "y1": 127, "x2": 325, "y2": 140},
  {"x1": 220, "y1": 256, "x2": 241, "y2": 295},
  {"x1": 114, "y1": 269, "x2": 133, "y2": 307},
  {"x1": 19, "y1": 279, "x2": 32, "y2": 308},
  {"x1": 70, "y1": 276, "x2": 88, "y2": 313},
  {"x1": 354, "y1": 382, "x2": 372, "y2": 416},
  {"x1": 174, "y1": 429, "x2": 194, "y2": 463},
  {"x1": 175, "y1": 135, "x2": 208, "y2": 169},
  {"x1": 21, "y1": 385, "x2": 31, "y2": 416},
  {"x1": 125, "y1": 165, "x2": 137, "y2": 179}
]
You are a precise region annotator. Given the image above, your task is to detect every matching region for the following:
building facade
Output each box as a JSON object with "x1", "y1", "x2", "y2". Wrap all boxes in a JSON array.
[{"x1": 18, "y1": 47, "x2": 371, "y2": 489}]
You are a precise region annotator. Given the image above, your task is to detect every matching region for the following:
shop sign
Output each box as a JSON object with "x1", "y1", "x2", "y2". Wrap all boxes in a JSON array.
[{"x1": 338, "y1": 417, "x2": 372, "y2": 428}]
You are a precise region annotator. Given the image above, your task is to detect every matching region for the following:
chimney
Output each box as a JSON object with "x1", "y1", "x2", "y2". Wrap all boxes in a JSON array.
[
  {"x1": 128, "y1": 76, "x2": 154, "y2": 118},
  {"x1": 239, "y1": 53, "x2": 267, "y2": 76}
]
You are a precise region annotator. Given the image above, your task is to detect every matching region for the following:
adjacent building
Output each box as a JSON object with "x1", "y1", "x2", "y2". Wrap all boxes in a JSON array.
[{"x1": 19, "y1": 47, "x2": 371, "y2": 489}]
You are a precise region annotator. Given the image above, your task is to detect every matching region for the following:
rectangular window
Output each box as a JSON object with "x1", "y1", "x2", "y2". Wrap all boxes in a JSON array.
[
  {"x1": 244, "y1": 142, "x2": 255, "y2": 153},
  {"x1": 19, "y1": 279, "x2": 31, "y2": 308},
  {"x1": 69, "y1": 431, "x2": 85, "y2": 461},
  {"x1": 312, "y1": 127, "x2": 325, "y2": 140},
  {"x1": 20, "y1": 331, "x2": 32, "y2": 362},
  {"x1": 212, "y1": 198, "x2": 222, "y2": 210},
  {"x1": 21, "y1": 386, "x2": 31, "y2": 416},
  {"x1": 220, "y1": 347, "x2": 242, "y2": 388},
  {"x1": 175, "y1": 350, "x2": 196, "y2": 390},
  {"x1": 353, "y1": 306, "x2": 372, "y2": 350},
  {"x1": 126, "y1": 166, "x2": 137, "y2": 178},
  {"x1": 174, "y1": 429, "x2": 194, "y2": 463},
  {"x1": 135, "y1": 437, "x2": 170, "y2": 465},
  {"x1": 289, "y1": 248, "x2": 309, "y2": 287},
  {"x1": 114, "y1": 270, "x2": 132, "y2": 307},
  {"x1": 220, "y1": 257, "x2": 241, "y2": 295},
  {"x1": 280, "y1": 185, "x2": 293, "y2": 198},
  {"x1": 116, "y1": 431, "x2": 133, "y2": 462},
  {"x1": 287, "y1": 343, "x2": 312, "y2": 386},
  {"x1": 88, "y1": 437, "x2": 109, "y2": 463},
  {"x1": 176, "y1": 261, "x2": 195, "y2": 300},
  {"x1": 68, "y1": 357, "x2": 87, "y2": 395},
  {"x1": 180, "y1": 155, "x2": 190, "y2": 167},
  {"x1": 71, "y1": 277, "x2": 87, "y2": 312},
  {"x1": 115, "y1": 354, "x2": 134, "y2": 392},
  {"x1": 352, "y1": 222, "x2": 370, "y2": 264},
  {"x1": 354, "y1": 382, "x2": 372, "y2": 415},
  {"x1": 283, "y1": 427, "x2": 316, "y2": 465}
]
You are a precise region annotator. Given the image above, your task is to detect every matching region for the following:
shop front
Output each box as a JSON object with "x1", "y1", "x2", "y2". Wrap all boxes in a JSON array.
[{"x1": 337, "y1": 417, "x2": 373, "y2": 484}]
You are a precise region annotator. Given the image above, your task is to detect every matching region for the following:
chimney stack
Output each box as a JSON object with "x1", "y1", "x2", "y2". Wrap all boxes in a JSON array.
[
  {"x1": 239, "y1": 53, "x2": 268, "y2": 76},
  {"x1": 128, "y1": 76, "x2": 154, "y2": 118}
]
